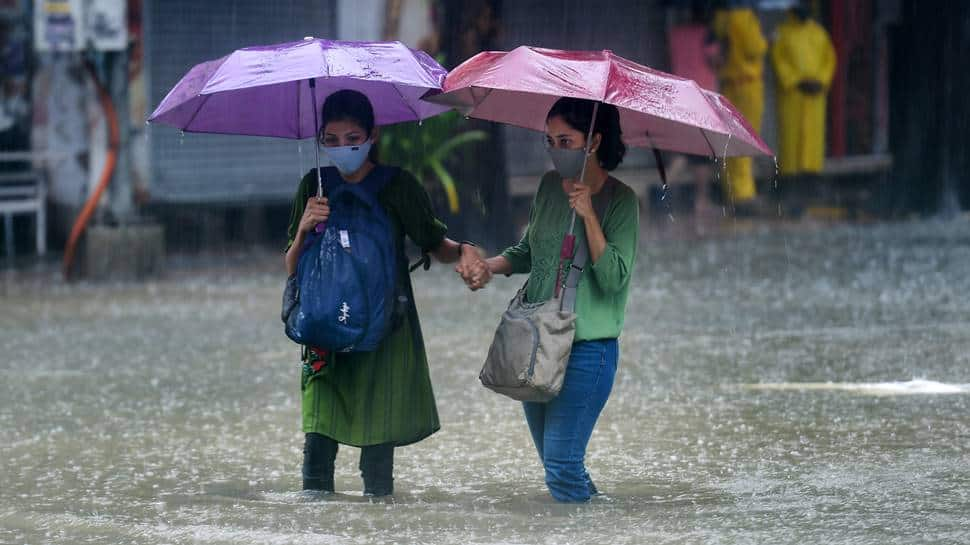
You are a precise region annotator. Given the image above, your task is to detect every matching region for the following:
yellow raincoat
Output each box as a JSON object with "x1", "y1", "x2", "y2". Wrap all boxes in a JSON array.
[
  {"x1": 771, "y1": 15, "x2": 836, "y2": 176},
  {"x1": 713, "y1": 7, "x2": 767, "y2": 202}
]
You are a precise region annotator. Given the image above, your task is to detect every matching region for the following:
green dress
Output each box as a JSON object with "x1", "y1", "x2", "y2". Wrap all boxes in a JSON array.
[{"x1": 286, "y1": 166, "x2": 447, "y2": 447}]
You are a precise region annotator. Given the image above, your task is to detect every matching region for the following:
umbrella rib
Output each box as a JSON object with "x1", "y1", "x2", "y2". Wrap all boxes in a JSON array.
[
  {"x1": 183, "y1": 93, "x2": 213, "y2": 132},
  {"x1": 643, "y1": 127, "x2": 659, "y2": 151},
  {"x1": 473, "y1": 86, "x2": 494, "y2": 107},
  {"x1": 389, "y1": 83, "x2": 421, "y2": 122},
  {"x1": 700, "y1": 128, "x2": 718, "y2": 157}
]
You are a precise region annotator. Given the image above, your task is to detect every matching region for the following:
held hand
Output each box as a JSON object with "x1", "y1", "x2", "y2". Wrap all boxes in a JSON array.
[
  {"x1": 568, "y1": 184, "x2": 596, "y2": 220},
  {"x1": 455, "y1": 248, "x2": 492, "y2": 291},
  {"x1": 465, "y1": 266, "x2": 492, "y2": 290},
  {"x1": 456, "y1": 257, "x2": 492, "y2": 291},
  {"x1": 298, "y1": 196, "x2": 330, "y2": 234},
  {"x1": 468, "y1": 259, "x2": 493, "y2": 290}
]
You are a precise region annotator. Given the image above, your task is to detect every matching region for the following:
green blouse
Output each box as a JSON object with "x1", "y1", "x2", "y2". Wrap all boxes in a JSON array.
[
  {"x1": 286, "y1": 166, "x2": 447, "y2": 447},
  {"x1": 501, "y1": 170, "x2": 639, "y2": 341}
]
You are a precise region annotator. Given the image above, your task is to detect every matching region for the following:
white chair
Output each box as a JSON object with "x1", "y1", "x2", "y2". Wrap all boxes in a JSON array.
[{"x1": 0, "y1": 169, "x2": 47, "y2": 258}]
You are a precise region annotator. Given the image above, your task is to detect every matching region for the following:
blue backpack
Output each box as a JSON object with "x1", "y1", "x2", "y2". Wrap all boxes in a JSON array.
[{"x1": 283, "y1": 166, "x2": 399, "y2": 352}]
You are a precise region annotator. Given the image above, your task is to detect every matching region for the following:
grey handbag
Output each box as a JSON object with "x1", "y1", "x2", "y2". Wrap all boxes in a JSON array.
[{"x1": 479, "y1": 178, "x2": 616, "y2": 402}]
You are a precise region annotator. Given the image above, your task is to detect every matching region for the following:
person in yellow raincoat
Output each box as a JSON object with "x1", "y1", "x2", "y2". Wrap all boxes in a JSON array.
[
  {"x1": 712, "y1": 1, "x2": 767, "y2": 209},
  {"x1": 771, "y1": 4, "x2": 836, "y2": 178}
]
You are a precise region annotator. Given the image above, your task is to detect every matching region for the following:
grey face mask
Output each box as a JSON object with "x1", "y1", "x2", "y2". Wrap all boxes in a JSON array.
[{"x1": 547, "y1": 147, "x2": 588, "y2": 180}]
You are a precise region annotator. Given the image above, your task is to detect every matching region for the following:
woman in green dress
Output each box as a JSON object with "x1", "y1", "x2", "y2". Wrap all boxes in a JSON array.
[{"x1": 285, "y1": 89, "x2": 480, "y2": 496}]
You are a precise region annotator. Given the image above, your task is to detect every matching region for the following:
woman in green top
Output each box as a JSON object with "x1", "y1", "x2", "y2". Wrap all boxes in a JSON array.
[
  {"x1": 459, "y1": 98, "x2": 639, "y2": 502},
  {"x1": 286, "y1": 90, "x2": 481, "y2": 497}
]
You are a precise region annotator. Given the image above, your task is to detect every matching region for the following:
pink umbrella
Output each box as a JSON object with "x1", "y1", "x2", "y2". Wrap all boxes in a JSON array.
[
  {"x1": 424, "y1": 46, "x2": 771, "y2": 158},
  {"x1": 426, "y1": 46, "x2": 773, "y2": 296}
]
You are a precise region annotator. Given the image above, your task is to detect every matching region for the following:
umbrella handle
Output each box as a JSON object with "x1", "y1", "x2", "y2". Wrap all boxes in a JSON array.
[
  {"x1": 554, "y1": 233, "x2": 577, "y2": 298},
  {"x1": 644, "y1": 128, "x2": 673, "y2": 222}
]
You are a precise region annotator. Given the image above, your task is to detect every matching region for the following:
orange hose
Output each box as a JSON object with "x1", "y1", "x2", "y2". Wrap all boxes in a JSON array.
[{"x1": 63, "y1": 62, "x2": 120, "y2": 279}]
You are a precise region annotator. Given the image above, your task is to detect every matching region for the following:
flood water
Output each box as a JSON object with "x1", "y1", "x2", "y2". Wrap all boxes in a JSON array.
[{"x1": 2, "y1": 218, "x2": 969, "y2": 544}]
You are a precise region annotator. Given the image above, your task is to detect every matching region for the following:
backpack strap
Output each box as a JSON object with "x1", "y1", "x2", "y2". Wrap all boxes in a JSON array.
[
  {"x1": 561, "y1": 178, "x2": 617, "y2": 313},
  {"x1": 318, "y1": 166, "x2": 333, "y2": 197},
  {"x1": 358, "y1": 165, "x2": 398, "y2": 195},
  {"x1": 325, "y1": 165, "x2": 398, "y2": 215},
  {"x1": 318, "y1": 165, "x2": 397, "y2": 195},
  {"x1": 409, "y1": 253, "x2": 432, "y2": 273},
  {"x1": 369, "y1": 166, "x2": 432, "y2": 274}
]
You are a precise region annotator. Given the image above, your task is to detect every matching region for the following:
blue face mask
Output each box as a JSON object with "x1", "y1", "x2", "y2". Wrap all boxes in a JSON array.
[{"x1": 324, "y1": 140, "x2": 372, "y2": 175}]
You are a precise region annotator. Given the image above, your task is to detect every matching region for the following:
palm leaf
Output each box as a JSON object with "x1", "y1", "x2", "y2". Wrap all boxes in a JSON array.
[
  {"x1": 430, "y1": 130, "x2": 489, "y2": 162},
  {"x1": 427, "y1": 158, "x2": 461, "y2": 214}
]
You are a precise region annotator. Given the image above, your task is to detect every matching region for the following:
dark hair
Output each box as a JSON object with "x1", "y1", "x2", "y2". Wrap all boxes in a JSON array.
[
  {"x1": 546, "y1": 97, "x2": 626, "y2": 171},
  {"x1": 321, "y1": 89, "x2": 375, "y2": 137}
]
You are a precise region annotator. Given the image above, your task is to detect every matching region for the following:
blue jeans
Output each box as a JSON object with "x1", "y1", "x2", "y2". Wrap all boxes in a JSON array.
[{"x1": 523, "y1": 339, "x2": 618, "y2": 502}]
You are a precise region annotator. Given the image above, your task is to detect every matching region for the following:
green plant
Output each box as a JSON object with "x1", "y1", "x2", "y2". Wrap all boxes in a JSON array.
[{"x1": 378, "y1": 111, "x2": 487, "y2": 213}]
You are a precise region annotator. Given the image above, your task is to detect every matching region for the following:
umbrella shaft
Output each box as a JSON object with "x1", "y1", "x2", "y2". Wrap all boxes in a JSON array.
[
  {"x1": 568, "y1": 101, "x2": 600, "y2": 235},
  {"x1": 310, "y1": 78, "x2": 323, "y2": 197},
  {"x1": 314, "y1": 141, "x2": 323, "y2": 197}
]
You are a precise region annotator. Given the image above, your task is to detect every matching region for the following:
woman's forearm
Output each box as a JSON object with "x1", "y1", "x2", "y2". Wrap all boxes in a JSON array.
[
  {"x1": 285, "y1": 230, "x2": 306, "y2": 275},
  {"x1": 432, "y1": 238, "x2": 462, "y2": 264},
  {"x1": 486, "y1": 256, "x2": 513, "y2": 276},
  {"x1": 583, "y1": 214, "x2": 608, "y2": 264}
]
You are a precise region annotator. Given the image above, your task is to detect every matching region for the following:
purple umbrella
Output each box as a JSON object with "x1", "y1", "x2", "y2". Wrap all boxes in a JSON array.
[{"x1": 148, "y1": 37, "x2": 450, "y2": 194}]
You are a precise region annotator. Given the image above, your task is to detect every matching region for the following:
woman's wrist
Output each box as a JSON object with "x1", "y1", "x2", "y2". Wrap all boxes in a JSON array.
[
  {"x1": 458, "y1": 240, "x2": 477, "y2": 258},
  {"x1": 485, "y1": 256, "x2": 509, "y2": 275}
]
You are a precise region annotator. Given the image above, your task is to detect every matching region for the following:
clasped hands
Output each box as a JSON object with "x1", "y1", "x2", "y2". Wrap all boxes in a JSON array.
[{"x1": 455, "y1": 245, "x2": 492, "y2": 291}]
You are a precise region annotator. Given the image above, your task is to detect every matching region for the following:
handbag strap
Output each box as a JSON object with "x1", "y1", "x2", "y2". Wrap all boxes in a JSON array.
[{"x1": 561, "y1": 177, "x2": 617, "y2": 313}]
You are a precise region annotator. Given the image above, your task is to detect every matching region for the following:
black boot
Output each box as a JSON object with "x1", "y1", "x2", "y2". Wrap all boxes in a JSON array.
[
  {"x1": 302, "y1": 433, "x2": 338, "y2": 492},
  {"x1": 359, "y1": 443, "x2": 394, "y2": 496}
]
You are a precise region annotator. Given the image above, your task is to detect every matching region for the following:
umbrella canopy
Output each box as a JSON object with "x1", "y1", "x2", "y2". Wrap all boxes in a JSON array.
[
  {"x1": 148, "y1": 38, "x2": 450, "y2": 138},
  {"x1": 424, "y1": 46, "x2": 772, "y2": 158}
]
